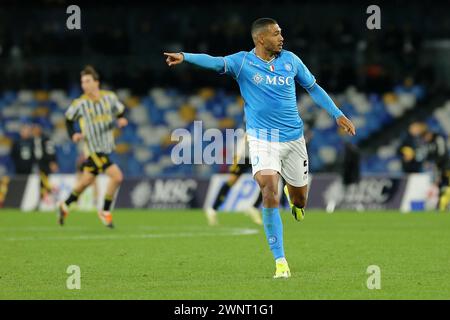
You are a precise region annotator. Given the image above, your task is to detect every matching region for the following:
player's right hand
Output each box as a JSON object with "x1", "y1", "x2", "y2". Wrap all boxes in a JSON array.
[
  {"x1": 164, "y1": 52, "x2": 184, "y2": 66},
  {"x1": 72, "y1": 133, "x2": 83, "y2": 143}
]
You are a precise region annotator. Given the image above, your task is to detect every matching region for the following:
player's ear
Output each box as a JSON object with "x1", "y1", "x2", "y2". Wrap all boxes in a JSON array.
[{"x1": 257, "y1": 33, "x2": 264, "y2": 45}]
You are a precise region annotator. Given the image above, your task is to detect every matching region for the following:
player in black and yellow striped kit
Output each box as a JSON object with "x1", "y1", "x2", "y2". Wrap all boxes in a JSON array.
[{"x1": 58, "y1": 66, "x2": 128, "y2": 228}]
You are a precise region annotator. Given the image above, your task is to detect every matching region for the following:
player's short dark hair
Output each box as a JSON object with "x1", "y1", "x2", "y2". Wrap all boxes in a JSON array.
[
  {"x1": 80, "y1": 65, "x2": 100, "y2": 81},
  {"x1": 251, "y1": 18, "x2": 278, "y2": 37}
]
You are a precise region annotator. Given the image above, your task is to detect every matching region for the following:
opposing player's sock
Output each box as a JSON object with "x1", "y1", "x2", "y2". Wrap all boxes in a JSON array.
[
  {"x1": 103, "y1": 195, "x2": 113, "y2": 211},
  {"x1": 65, "y1": 191, "x2": 80, "y2": 206},
  {"x1": 262, "y1": 207, "x2": 285, "y2": 260},
  {"x1": 212, "y1": 182, "x2": 232, "y2": 210},
  {"x1": 100, "y1": 195, "x2": 114, "y2": 228}
]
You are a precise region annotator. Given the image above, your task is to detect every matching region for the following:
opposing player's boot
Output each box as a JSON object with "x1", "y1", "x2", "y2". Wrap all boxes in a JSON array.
[
  {"x1": 283, "y1": 185, "x2": 305, "y2": 221},
  {"x1": 273, "y1": 258, "x2": 291, "y2": 279},
  {"x1": 58, "y1": 202, "x2": 69, "y2": 226},
  {"x1": 98, "y1": 210, "x2": 114, "y2": 228},
  {"x1": 244, "y1": 206, "x2": 263, "y2": 225},
  {"x1": 205, "y1": 207, "x2": 219, "y2": 226}
]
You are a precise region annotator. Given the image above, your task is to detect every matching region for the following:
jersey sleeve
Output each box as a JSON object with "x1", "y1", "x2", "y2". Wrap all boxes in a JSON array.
[
  {"x1": 110, "y1": 93, "x2": 125, "y2": 116},
  {"x1": 182, "y1": 53, "x2": 225, "y2": 73},
  {"x1": 223, "y1": 51, "x2": 247, "y2": 79},
  {"x1": 65, "y1": 101, "x2": 81, "y2": 121},
  {"x1": 293, "y1": 53, "x2": 316, "y2": 89}
]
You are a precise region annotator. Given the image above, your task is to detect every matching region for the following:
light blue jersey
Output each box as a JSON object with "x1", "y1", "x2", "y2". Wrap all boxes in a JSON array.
[
  {"x1": 182, "y1": 49, "x2": 344, "y2": 142},
  {"x1": 223, "y1": 49, "x2": 314, "y2": 142}
]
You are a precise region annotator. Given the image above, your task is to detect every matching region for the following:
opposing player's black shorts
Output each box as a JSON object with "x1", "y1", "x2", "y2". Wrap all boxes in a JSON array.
[
  {"x1": 79, "y1": 153, "x2": 113, "y2": 175},
  {"x1": 229, "y1": 157, "x2": 252, "y2": 175}
]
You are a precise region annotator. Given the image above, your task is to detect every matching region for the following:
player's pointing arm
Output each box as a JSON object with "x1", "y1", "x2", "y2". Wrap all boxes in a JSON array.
[
  {"x1": 164, "y1": 52, "x2": 225, "y2": 73},
  {"x1": 164, "y1": 52, "x2": 184, "y2": 66}
]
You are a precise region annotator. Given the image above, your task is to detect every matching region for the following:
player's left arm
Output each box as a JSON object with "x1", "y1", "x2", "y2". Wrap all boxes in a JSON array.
[
  {"x1": 294, "y1": 54, "x2": 355, "y2": 136},
  {"x1": 111, "y1": 93, "x2": 128, "y2": 128},
  {"x1": 306, "y1": 83, "x2": 355, "y2": 136}
]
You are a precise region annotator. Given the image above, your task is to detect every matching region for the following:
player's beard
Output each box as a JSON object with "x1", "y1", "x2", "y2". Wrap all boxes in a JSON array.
[
  {"x1": 272, "y1": 47, "x2": 282, "y2": 55},
  {"x1": 273, "y1": 42, "x2": 283, "y2": 54}
]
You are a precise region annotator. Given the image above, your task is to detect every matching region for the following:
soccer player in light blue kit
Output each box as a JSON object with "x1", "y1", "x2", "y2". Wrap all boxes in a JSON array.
[{"x1": 164, "y1": 18, "x2": 356, "y2": 278}]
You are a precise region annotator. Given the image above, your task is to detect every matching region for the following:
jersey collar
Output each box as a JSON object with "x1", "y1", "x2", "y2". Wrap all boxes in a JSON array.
[{"x1": 251, "y1": 48, "x2": 281, "y2": 64}]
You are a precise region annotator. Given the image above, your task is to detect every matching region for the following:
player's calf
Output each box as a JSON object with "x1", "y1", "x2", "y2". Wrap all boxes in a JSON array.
[
  {"x1": 100, "y1": 165, "x2": 124, "y2": 228},
  {"x1": 291, "y1": 193, "x2": 307, "y2": 209},
  {"x1": 284, "y1": 185, "x2": 306, "y2": 221}
]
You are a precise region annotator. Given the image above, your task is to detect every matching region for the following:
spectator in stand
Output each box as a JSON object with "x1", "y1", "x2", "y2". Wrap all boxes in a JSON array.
[
  {"x1": 32, "y1": 122, "x2": 58, "y2": 205},
  {"x1": 11, "y1": 124, "x2": 34, "y2": 175},
  {"x1": 422, "y1": 128, "x2": 449, "y2": 211},
  {"x1": 398, "y1": 122, "x2": 427, "y2": 173},
  {"x1": 326, "y1": 129, "x2": 362, "y2": 213}
]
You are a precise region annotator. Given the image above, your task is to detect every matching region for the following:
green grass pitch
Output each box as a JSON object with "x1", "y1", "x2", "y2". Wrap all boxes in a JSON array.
[{"x1": 0, "y1": 209, "x2": 449, "y2": 299}]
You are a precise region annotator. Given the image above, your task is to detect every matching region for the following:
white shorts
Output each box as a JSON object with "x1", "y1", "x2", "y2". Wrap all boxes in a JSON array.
[{"x1": 247, "y1": 135, "x2": 309, "y2": 187}]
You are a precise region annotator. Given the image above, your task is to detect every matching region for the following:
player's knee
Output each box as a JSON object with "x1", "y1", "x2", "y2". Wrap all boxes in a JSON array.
[
  {"x1": 114, "y1": 171, "x2": 124, "y2": 184},
  {"x1": 261, "y1": 186, "x2": 279, "y2": 207}
]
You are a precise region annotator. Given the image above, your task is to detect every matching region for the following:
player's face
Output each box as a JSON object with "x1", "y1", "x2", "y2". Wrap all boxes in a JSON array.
[
  {"x1": 20, "y1": 126, "x2": 32, "y2": 139},
  {"x1": 32, "y1": 125, "x2": 42, "y2": 137},
  {"x1": 81, "y1": 75, "x2": 99, "y2": 95},
  {"x1": 262, "y1": 24, "x2": 284, "y2": 54}
]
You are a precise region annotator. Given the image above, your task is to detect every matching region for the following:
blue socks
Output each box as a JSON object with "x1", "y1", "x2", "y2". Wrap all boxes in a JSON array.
[{"x1": 262, "y1": 207, "x2": 285, "y2": 260}]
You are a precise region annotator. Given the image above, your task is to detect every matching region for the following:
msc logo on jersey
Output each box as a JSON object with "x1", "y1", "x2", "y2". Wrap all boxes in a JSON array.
[
  {"x1": 266, "y1": 76, "x2": 293, "y2": 86},
  {"x1": 253, "y1": 74, "x2": 294, "y2": 86},
  {"x1": 253, "y1": 73, "x2": 264, "y2": 84}
]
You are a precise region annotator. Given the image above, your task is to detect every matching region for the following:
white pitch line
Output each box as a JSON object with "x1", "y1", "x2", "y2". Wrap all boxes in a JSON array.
[
  {"x1": 0, "y1": 225, "x2": 251, "y2": 232},
  {"x1": 2, "y1": 228, "x2": 259, "y2": 242},
  {"x1": 0, "y1": 226, "x2": 92, "y2": 232}
]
